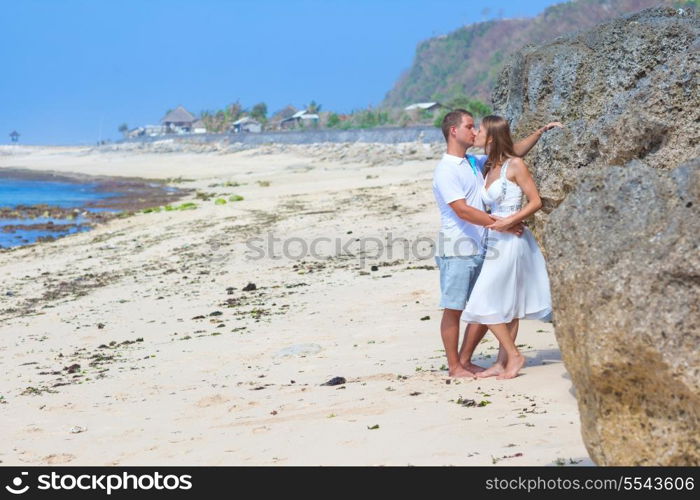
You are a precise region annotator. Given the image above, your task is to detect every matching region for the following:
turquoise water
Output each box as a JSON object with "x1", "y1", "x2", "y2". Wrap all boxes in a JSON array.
[
  {"x1": 0, "y1": 177, "x2": 121, "y2": 248},
  {"x1": 0, "y1": 177, "x2": 118, "y2": 208}
]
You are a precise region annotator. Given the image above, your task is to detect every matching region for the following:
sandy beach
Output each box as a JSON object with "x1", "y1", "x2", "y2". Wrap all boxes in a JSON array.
[{"x1": 0, "y1": 142, "x2": 592, "y2": 466}]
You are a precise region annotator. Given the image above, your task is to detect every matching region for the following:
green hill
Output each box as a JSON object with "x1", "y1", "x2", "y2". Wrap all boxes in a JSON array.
[{"x1": 382, "y1": 0, "x2": 671, "y2": 107}]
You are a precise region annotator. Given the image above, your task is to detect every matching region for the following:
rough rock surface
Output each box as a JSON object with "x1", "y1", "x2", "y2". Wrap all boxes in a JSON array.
[{"x1": 492, "y1": 7, "x2": 700, "y2": 465}]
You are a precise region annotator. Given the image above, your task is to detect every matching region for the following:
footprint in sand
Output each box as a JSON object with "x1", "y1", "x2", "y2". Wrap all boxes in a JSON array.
[
  {"x1": 195, "y1": 394, "x2": 230, "y2": 407},
  {"x1": 43, "y1": 453, "x2": 75, "y2": 464}
]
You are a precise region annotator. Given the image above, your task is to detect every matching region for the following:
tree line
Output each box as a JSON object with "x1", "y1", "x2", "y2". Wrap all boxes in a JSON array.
[{"x1": 118, "y1": 95, "x2": 491, "y2": 136}]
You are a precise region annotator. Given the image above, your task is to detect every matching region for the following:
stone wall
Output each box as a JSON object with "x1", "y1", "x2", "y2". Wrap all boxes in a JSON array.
[{"x1": 122, "y1": 126, "x2": 444, "y2": 146}]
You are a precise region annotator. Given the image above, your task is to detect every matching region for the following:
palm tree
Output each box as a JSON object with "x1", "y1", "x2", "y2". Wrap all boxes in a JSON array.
[
  {"x1": 228, "y1": 101, "x2": 243, "y2": 121},
  {"x1": 307, "y1": 100, "x2": 322, "y2": 114},
  {"x1": 251, "y1": 102, "x2": 267, "y2": 122}
]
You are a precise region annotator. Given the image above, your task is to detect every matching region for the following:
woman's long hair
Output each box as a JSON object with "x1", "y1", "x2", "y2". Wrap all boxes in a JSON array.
[{"x1": 482, "y1": 115, "x2": 517, "y2": 175}]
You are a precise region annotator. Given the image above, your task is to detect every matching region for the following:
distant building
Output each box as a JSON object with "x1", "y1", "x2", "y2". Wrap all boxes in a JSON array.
[
  {"x1": 144, "y1": 124, "x2": 167, "y2": 137},
  {"x1": 280, "y1": 110, "x2": 319, "y2": 129},
  {"x1": 161, "y1": 106, "x2": 197, "y2": 134},
  {"x1": 127, "y1": 127, "x2": 145, "y2": 139},
  {"x1": 268, "y1": 105, "x2": 298, "y2": 130},
  {"x1": 271, "y1": 105, "x2": 298, "y2": 121},
  {"x1": 404, "y1": 102, "x2": 443, "y2": 112},
  {"x1": 9, "y1": 130, "x2": 19, "y2": 142},
  {"x1": 231, "y1": 117, "x2": 262, "y2": 133},
  {"x1": 192, "y1": 119, "x2": 207, "y2": 134}
]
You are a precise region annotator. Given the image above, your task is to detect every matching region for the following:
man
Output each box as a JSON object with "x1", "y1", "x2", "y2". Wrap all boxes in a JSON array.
[{"x1": 433, "y1": 109, "x2": 561, "y2": 377}]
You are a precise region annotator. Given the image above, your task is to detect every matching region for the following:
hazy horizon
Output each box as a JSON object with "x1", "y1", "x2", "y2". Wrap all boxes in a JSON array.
[{"x1": 1, "y1": 0, "x2": 562, "y2": 145}]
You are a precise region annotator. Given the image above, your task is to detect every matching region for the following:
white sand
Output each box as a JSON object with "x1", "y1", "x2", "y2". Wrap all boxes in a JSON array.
[{"x1": 0, "y1": 144, "x2": 592, "y2": 465}]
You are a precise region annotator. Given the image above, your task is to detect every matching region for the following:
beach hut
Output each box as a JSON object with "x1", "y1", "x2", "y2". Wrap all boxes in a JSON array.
[
  {"x1": 192, "y1": 119, "x2": 207, "y2": 134},
  {"x1": 9, "y1": 130, "x2": 19, "y2": 142},
  {"x1": 280, "y1": 110, "x2": 319, "y2": 129},
  {"x1": 127, "y1": 127, "x2": 145, "y2": 138},
  {"x1": 404, "y1": 102, "x2": 443, "y2": 112},
  {"x1": 161, "y1": 106, "x2": 197, "y2": 134},
  {"x1": 231, "y1": 117, "x2": 262, "y2": 134},
  {"x1": 300, "y1": 113, "x2": 319, "y2": 126},
  {"x1": 144, "y1": 124, "x2": 167, "y2": 137},
  {"x1": 280, "y1": 113, "x2": 300, "y2": 129}
]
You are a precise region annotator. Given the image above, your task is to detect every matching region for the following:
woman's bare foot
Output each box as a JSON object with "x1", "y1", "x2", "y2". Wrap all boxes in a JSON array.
[
  {"x1": 496, "y1": 354, "x2": 526, "y2": 380},
  {"x1": 475, "y1": 363, "x2": 504, "y2": 378},
  {"x1": 462, "y1": 362, "x2": 486, "y2": 373},
  {"x1": 449, "y1": 365, "x2": 476, "y2": 378}
]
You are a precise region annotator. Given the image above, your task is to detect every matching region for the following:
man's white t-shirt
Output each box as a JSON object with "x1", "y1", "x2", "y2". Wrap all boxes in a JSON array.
[{"x1": 432, "y1": 153, "x2": 488, "y2": 257}]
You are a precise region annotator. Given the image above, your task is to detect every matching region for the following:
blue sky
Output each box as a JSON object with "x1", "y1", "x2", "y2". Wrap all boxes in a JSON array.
[{"x1": 0, "y1": 0, "x2": 563, "y2": 145}]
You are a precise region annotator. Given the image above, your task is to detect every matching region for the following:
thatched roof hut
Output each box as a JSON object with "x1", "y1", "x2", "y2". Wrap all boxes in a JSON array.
[{"x1": 161, "y1": 106, "x2": 196, "y2": 130}]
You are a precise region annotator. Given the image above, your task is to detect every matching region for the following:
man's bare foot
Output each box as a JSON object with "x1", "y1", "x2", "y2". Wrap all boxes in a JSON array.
[
  {"x1": 496, "y1": 354, "x2": 526, "y2": 380},
  {"x1": 475, "y1": 363, "x2": 504, "y2": 378},
  {"x1": 448, "y1": 365, "x2": 476, "y2": 378},
  {"x1": 462, "y1": 362, "x2": 486, "y2": 373}
]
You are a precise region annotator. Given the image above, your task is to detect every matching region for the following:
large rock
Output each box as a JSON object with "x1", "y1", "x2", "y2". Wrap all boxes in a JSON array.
[
  {"x1": 545, "y1": 162, "x2": 699, "y2": 465},
  {"x1": 492, "y1": 7, "x2": 700, "y2": 465}
]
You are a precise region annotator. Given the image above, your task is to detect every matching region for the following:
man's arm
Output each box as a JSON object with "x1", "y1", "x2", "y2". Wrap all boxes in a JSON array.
[
  {"x1": 448, "y1": 199, "x2": 524, "y2": 235},
  {"x1": 513, "y1": 122, "x2": 563, "y2": 157},
  {"x1": 448, "y1": 199, "x2": 494, "y2": 226}
]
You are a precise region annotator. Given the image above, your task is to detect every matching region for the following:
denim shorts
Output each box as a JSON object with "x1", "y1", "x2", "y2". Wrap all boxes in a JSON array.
[{"x1": 435, "y1": 255, "x2": 484, "y2": 310}]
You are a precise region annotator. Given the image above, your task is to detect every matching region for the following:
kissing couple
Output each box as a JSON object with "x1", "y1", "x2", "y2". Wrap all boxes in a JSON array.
[{"x1": 432, "y1": 109, "x2": 561, "y2": 380}]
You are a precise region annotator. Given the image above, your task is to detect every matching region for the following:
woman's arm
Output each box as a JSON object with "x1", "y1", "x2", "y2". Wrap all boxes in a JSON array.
[
  {"x1": 486, "y1": 158, "x2": 542, "y2": 231},
  {"x1": 513, "y1": 122, "x2": 563, "y2": 157}
]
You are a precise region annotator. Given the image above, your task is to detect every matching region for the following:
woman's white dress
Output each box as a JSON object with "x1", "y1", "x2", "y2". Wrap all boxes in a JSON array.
[{"x1": 461, "y1": 160, "x2": 552, "y2": 324}]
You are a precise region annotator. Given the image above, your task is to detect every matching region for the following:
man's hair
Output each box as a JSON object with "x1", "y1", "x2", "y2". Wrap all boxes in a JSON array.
[{"x1": 441, "y1": 109, "x2": 473, "y2": 142}]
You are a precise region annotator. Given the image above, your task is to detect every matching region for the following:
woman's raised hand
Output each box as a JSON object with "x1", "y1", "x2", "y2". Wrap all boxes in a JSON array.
[{"x1": 542, "y1": 121, "x2": 564, "y2": 132}]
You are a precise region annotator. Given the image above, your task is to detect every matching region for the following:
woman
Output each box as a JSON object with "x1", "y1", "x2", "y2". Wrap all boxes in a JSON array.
[{"x1": 461, "y1": 115, "x2": 552, "y2": 379}]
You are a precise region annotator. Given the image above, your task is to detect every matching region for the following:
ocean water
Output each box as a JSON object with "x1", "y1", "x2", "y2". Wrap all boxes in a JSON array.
[
  {"x1": 0, "y1": 177, "x2": 120, "y2": 248},
  {"x1": 0, "y1": 177, "x2": 118, "y2": 208}
]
